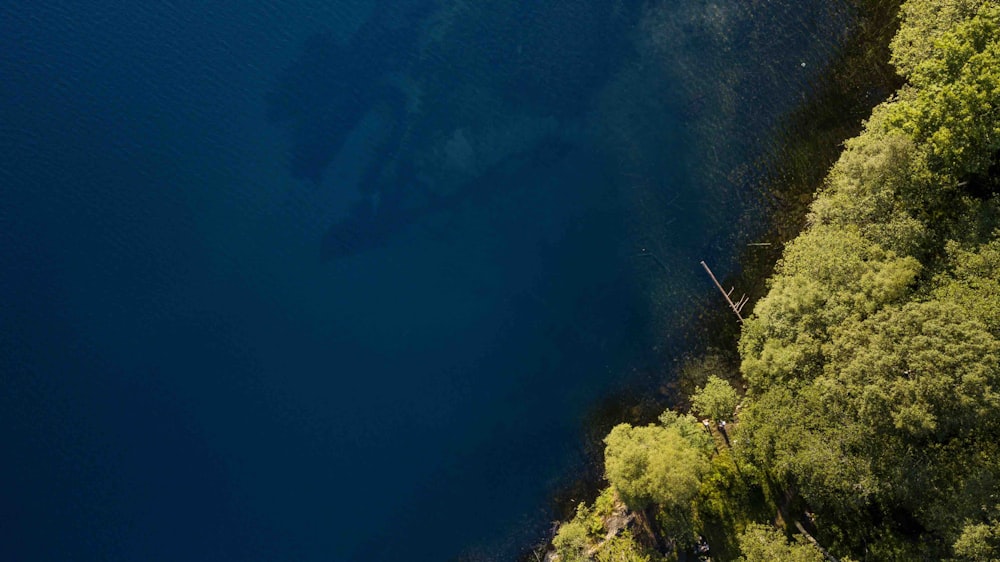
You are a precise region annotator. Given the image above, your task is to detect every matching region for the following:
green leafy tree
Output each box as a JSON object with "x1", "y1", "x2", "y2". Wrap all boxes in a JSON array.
[
  {"x1": 657, "y1": 409, "x2": 714, "y2": 451},
  {"x1": 553, "y1": 504, "x2": 596, "y2": 562},
  {"x1": 826, "y1": 299, "x2": 1000, "y2": 440},
  {"x1": 889, "y1": 4, "x2": 1000, "y2": 178},
  {"x1": 604, "y1": 418, "x2": 711, "y2": 512},
  {"x1": 891, "y1": 0, "x2": 984, "y2": 77},
  {"x1": 737, "y1": 524, "x2": 825, "y2": 562},
  {"x1": 595, "y1": 532, "x2": 653, "y2": 562},
  {"x1": 807, "y1": 121, "x2": 934, "y2": 254},
  {"x1": 739, "y1": 224, "x2": 920, "y2": 390},
  {"x1": 691, "y1": 375, "x2": 739, "y2": 422},
  {"x1": 933, "y1": 233, "x2": 1000, "y2": 334},
  {"x1": 739, "y1": 297, "x2": 1000, "y2": 537},
  {"x1": 953, "y1": 520, "x2": 1000, "y2": 561}
]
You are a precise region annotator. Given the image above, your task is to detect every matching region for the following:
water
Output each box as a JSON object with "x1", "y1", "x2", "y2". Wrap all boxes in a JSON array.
[{"x1": 1, "y1": 1, "x2": 850, "y2": 559}]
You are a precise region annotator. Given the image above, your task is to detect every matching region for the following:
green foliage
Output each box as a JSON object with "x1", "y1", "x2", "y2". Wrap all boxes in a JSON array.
[
  {"x1": 889, "y1": 4, "x2": 1000, "y2": 178},
  {"x1": 593, "y1": 487, "x2": 618, "y2": 522},
  {"x1": 933, "y1": 233, "x2": 1000, "y2": 334},
  {"x1": 739, "y1": 296, "x2": 1000, "y2": 530},
  {"x1": 595, "y1": 532, "x2": 653, "y2": 562},
  {"x1": 891, "y1": 0, "x2": 984, "y2": 77},
  {"x1": 656, "y1": 503, "x2": 701, "y2": 552},
  {"x1": 692, "y1": 447, "x2": 760, "y2": 560},
  {"x1": 554, "y1": 503, "x2": 598, "y2": 562},
  {"x1": 698, "y1": 451, "x2": 748, "y2": 519},
  {"x1": 552, "y1": 490, "x2": 661, "y2": 562},
  {"x1": 657, "y1": 410, "x2": 714, "y2": 452},
  {"x1": 827, "y1": 299, "x2": 1000, "y2": 439},
  {"x1": 808, "y1": 123, "x2": 934, "y2": 253},
  {"x1": 740, "y1": 224, "x2": 920, "y2": 390},
  {"x1": 691, "y1": 375, "x2": 739, "y2": 421},
  {"x1": 604, "y1": 418, "x2": 711, "y2": 512},
  {"x1": 732, "y1": 1, "x2": 1000, "y2": 557},
  {"x1": 953, "y1": 520, "x2": 1000, "y2": 561},
  {"x1": 737, "y1": 523, "x2": 826, "y2": 562},
  {"x1": 734, "y1": 384, "x2": 883, "y2": 514}
]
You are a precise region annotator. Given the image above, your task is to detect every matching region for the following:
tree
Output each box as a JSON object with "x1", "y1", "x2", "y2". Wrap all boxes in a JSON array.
[
  {"x1": 823, "y1": 299, "x2": 1000, "y2": 444},
  {"x1": 739, "y1": 224, "x2": 920, "y2": 391},
  {"x1": 737, "y1": 524, "x2": 825, "y2": 562},
  {"x1": 953, "y1": 520, "x2": 1000, "y2": 561},
  {"x1": 933, "y1": 234, "x2": 1000, "y2": 334},
  {"x1": 738, "y1": 297, "x2": 1000, "y2": 538},
  {"x1": 691, "y1": 375, "x2": 739, "y2": 422},
  {"x1": 727, "y1": 0, "x2": 1000, "y2": 558},
  {"x1": 657, "y1": 410, "x2": 714, "y2": 451},
  {"x1": 889, "y1": 4, "x2": 1000, "y2": 178},
  {"x1": 553, "y1": 504, "x2": 596, "y2": 562},
  {"x1": 890, "y1": 0, "x2": 984, "y2": 77},
  {"x1": 595, "y1": 532, "x2": 653, "y2": 562},
  {"x1": 604, "y1": 418, "x2": 711, "y2": 512},
  {"x1": 807, "y1": 122, "x2": 934, "y2": 254}
]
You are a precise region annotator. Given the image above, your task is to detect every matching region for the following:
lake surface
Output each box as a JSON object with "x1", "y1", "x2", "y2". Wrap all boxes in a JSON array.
[{"x1": 1, "y1": 1, "x2": 851, "y2": 559}]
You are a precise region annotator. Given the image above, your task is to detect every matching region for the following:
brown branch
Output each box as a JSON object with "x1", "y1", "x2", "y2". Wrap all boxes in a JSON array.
[
  {"x1": 700, "y1": 261, "x2": 746, "y2": 322},
  {"x1": 794, "y1": 521, "x2": 839, "y2": 562}
]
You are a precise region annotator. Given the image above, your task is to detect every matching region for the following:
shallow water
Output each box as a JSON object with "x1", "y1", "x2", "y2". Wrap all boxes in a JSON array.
[{"x1": 1, "y1": 1, "x2": 850, "y2": 559}]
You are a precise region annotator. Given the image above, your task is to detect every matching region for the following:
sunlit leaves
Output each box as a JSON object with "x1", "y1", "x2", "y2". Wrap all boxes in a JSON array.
[
  {"x1": 604, "y1": 418, "x2": 711, "y2": 512},
  {"x1": 691, "y1": 376, "x2": 739, "y2": 422},
  {"x1": 890, "y1": 4, "x2": 1000, "y2": 178},
  {"x1": 737, "y1": 523, "x2": 825, "y2": 562}
]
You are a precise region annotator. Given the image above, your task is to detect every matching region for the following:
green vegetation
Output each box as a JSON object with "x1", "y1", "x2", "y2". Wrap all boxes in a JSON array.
[
  {"x1": 549, "y1": 0, "x2": 1000, "y2": 559},
  {"x1": 595, "y1": 532, "x2": 652, "y2": 562},
  {"x1": 890, "y1": 1, "x2": 999, "y2": 177},
  {"x1": 604, "y1": 414, "x2": 711, "y2": 513},
  {"x1": 690, "y1": 376, "x2": 739, "y2": 422},
  {"x1": 952, "y1": 520, "x2": 1000, "y2": 561},
  {"x1": 736, "y1": 2, "x2": 1000, "y2": 556},
  {"x1": 735, "y1": 524, "x2": 825, "y2": 562}
]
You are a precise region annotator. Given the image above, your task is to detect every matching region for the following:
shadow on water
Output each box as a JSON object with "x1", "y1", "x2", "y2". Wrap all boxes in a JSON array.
[
  {"x1": 268, "y1": 0, "x2": 640, "y2": 262},
  {"x1": 321, "y1": 138, "x2": 576, "y2": 260},
  {"x1": 265, "y1": 0, "x2": 434, "y2": 182},
  {"x1": 261, "y1": 0, "x2": 873, "y2": 558},
  {"x1": 0, "y1": 0, "x2": 896, "y2": 560}
]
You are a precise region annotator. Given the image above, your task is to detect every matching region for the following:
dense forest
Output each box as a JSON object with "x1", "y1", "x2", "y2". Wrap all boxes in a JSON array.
[{"x1": 546, "y1": 0, "x2": 1000, "y2": 559}]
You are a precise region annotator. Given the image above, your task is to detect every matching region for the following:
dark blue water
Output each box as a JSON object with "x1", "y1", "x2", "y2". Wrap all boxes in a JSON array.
[{"x1": 1, "y1": 1, "x2": 850, "y2": 560}]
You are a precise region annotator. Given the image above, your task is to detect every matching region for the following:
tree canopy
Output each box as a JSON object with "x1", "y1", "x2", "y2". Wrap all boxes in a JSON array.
[
  {"x1": 733, "y1": 0, "x2": 1000, "y2": 555},
  {"x1": 604, "y1": 415, "x2": 711, "y2": 511},
  {"x1": 737, "y1": 524, "x2": 826, "y2": 562},
  {"x1": 690, "y1": 375, "x2": 739, "y2": 422},
  {"x1": 889, "y1": 3, "x2": 1000, "y2": 178}
]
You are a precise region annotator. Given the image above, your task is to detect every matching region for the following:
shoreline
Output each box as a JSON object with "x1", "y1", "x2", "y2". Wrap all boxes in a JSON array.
[
  {"x1": 519, "y1": 0, "x2": 906, "y2": 559},
  {"x1": 544, "y1": 0, "x2": 1000, "y2": 558}
]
